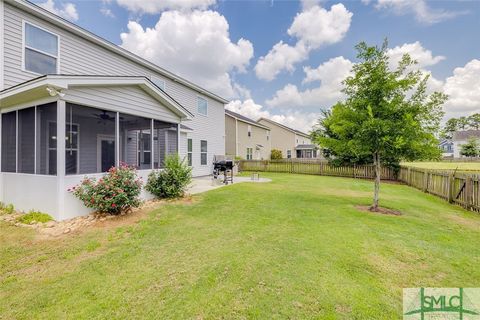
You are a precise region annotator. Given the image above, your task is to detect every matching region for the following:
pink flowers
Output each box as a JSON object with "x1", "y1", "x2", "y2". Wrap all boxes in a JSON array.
[{"x1": 70, "y1": 164, "x2": 142, "y2": 215}]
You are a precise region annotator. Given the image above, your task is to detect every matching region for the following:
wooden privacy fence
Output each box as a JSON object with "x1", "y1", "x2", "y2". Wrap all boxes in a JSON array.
[
  {"x1": 238, "y1": 160, "x2": 480, "y2": 212},
  {"x1": 238, "y1": 159, "x2": 396, "y2": 180},
  {"x1": 398, "y1": 167, "x2": 480, "y2": 212}
]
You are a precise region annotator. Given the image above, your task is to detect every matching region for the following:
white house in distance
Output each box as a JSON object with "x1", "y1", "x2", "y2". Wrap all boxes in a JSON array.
[
  {"x1": 452, "y1": 130, "x2": 480, "y2": 158},
  {"x1": 0, "y1": 0, "x2": 227, "y2": 220}
]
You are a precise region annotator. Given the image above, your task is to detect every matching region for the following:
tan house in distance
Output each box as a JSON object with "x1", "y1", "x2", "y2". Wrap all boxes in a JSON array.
[
  {"x1": 257, "y1": 118, "x2": 318, "y2": 159},
  {"x1": 225, "y1": 110, "x2": 271, "y2": 160}
]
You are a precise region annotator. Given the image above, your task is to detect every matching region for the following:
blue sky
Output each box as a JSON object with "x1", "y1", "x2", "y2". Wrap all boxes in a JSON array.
[{"x1": 33, "y1": 0, "x2": 480, "y2": 131}]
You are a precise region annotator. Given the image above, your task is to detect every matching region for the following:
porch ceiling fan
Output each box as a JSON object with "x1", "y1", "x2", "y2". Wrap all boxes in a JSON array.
[{"x1": 93, "y1": 110, "x2": 122, "y2": 124}]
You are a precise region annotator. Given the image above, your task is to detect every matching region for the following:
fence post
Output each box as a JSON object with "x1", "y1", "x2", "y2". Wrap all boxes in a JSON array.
[
  {"x1": 447, "y1": 173, "x2": 454, "y2": 203},
  {"x1": 465, "y1": 176, "x2": 472, "y2": 209},
  {"x1": 422, "y1": 170, "x2": 428, "y2": 192}
]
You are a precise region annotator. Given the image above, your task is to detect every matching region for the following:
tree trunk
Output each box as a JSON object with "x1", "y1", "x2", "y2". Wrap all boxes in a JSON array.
[{"x1": 371, "y1": 152, "x2": 380, "y2": 211}]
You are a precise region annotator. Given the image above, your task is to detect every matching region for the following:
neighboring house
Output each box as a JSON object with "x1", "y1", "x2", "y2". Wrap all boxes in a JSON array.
[
  {"x1": 0, "y1": 0, "x2": 227, "y2": 220},
  {"x1": 438, "y1": 139, "x2": 453, "y2": 158},
  {"x1": 256, "y1": 118, "x2": 317, "y2": 159},
  {"x1": 225, "y1": 110, "x2": 271, "y2": 160},
  {"x1": 452, "y1": 130, "x2": 480, "y2": 158}
]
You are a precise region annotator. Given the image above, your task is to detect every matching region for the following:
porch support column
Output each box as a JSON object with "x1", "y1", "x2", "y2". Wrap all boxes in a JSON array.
[
  {"x1": 115, "y1": 112, "x2": 120, "y2": 167},
  {"x1": 177, "y1": 123, "x2": 181, "y2": 154},
  {"x1": 151, "y1": 119, "x2": 154, "y2": 169},
  {"x1": 56, "y1": 99, "x2": 66, "y2": 219}
]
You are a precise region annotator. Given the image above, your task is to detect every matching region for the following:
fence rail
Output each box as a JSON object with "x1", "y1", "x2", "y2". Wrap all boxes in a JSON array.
[
  {"x1": 238, "y1": 160, "x2": 480, "y2": 212},
  {"x1": 238, "y1": 159, "x2": 396, "y2": 180}
]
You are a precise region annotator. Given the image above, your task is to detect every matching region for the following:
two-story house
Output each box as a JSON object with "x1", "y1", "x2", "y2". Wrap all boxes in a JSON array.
[
  {"x1": 225, "y1": 110, "x2": 271, "y2": 160},
  {"x1": 0, "y1": 0, "x2": 227, "y2": 220},
  {"x1": 257, "y1": 118, "x2": 317, "y2": 159}
]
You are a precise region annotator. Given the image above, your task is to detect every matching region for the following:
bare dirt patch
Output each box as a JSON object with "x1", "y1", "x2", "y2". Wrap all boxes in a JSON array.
[{"x1": 355, "y1": 205, "x2": 402, "y2": 216}]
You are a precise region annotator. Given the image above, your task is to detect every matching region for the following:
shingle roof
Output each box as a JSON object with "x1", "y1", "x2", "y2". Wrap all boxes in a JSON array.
[
  {"x1": 295, "y1": 144, "x2": 317, "y2": 150},
  {"x1": 257, "y1": 117, "x2": 310, "y2": 137},
  {"x1": 452, "y1": 130, "x2": 480, "y2": 141},
  {"x1": 225, "y1": 110, "x2": 270, "y2": 130}
]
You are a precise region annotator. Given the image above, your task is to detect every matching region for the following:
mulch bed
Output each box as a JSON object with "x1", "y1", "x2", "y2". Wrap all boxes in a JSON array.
[{"x1": 355, "y1": 205, "x2": 402, "y2": 216}]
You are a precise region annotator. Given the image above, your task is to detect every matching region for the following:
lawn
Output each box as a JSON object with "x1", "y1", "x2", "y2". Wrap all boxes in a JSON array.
[
  {"x1": 1, "y1": 173, "x2": 479, "y2": 319},
  {"x1": 402, "y1": 161, "x2": 480, "y2": 171}
]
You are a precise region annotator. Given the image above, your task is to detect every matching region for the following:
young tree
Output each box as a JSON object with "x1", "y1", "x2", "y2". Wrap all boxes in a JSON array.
[
  {"x1": 460, "y1": 138, "x2": 479, "y2": 158},
  {"x1": 316, "y1": 40, "x2": 447, "y2": 211}
]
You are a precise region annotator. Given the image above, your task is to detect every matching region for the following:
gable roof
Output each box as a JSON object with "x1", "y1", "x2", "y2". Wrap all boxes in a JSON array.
[
  {"x1": 453, "y1": 130, "x2": 480, "y2": 141},
  {"x1": 6, "y1": 0, "x2": 229, "y2": 105},
  {"x1": 0, "y1": 75, "x2": 193, "y2": 119},
  {"x1": 257, "y1": 117, "x2": 310, "y2": 137},
  {"x1": 225, "y1": 110, "x2": 270, "y2": 130}
]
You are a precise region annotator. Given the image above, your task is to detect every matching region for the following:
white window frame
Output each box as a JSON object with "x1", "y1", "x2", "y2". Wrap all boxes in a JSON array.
[
  {"x1": 246, "y1": 147, "x2": 253, "y2": 160},
  {"x1": 187, "y1": 138, "x2": 193, "y2": 167},
  {"x1": 200, "y1": 140, "x2": 208, "y2": 165},
  {"x1": 22, "y1": 20, "x2": 60, "y2": 75},
  {"x1": 197, "y1": 96, "x2": 208, "y2": 116},
  {"x1": 247, "y1": 125, "x2": 252, "y2": 137},
  {"x1": 287, "y1": 150, "x2": 292, "y2": 159},
  {"x1": 150, "y1": 76, "x2": 166, "y2": 91},
  {"x1": 137, "y1": 129, "x2": 151, "y2": 168},
  {"x1": 47, "y1": 120, "x2": 80, "y2": 175}
]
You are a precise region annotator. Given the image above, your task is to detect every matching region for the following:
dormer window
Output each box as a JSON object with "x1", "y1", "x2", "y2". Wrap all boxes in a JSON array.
[{"x1": 23, "y1": 22, "x2": 59, "y2": 75}]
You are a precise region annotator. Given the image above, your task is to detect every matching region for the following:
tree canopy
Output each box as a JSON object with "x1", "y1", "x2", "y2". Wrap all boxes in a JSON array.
[{"x1": 313, "y1": 40, "x2": 447, "y2": 210}]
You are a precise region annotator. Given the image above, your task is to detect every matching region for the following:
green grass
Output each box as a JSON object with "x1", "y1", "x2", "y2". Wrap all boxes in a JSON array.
[
  {"x1": 402, "y1": 161, "x2": 480, "y2": 171},
  {"x1": 16, "y1": 211, "x2": 53, "y2": 224},
  {"x1": 1, "y1": 173, "x2": 479, "y2": 319}
]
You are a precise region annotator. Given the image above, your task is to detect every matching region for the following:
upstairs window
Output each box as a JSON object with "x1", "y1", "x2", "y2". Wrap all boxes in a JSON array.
[
  {"x1": 247, "y1": 125, "x2": 252, "y2": 137},
  {"x1": 151, "y1": 76, "x2": 166, "y2": 90},
  {"x1": 197, "y1": 97, "x2": 208, "y2": 116},
  {"x1": 246, "y1": 148, "x2": 253, "y2": 160},
  {"x1": 24, "y1": 22, "x2": 59, "y2": 74}
]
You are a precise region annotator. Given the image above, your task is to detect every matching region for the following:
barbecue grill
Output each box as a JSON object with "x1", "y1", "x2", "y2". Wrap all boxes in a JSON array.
[{"x1": 212, "y1": 155, "x2": 234, "y2": 185}]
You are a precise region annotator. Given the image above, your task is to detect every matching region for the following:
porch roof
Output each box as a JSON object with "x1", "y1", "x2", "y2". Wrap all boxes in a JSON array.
[
  {"x1": 295, "y1": 144, "x2": 317, "y2": 150},
  {"x1": 0, "y1": 75, "x2": 193, "y2": 120}
]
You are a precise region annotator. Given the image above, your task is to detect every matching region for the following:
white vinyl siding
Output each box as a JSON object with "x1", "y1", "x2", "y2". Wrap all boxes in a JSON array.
[
  {"x1": 151, "y1": 76, "x2": 165, "y2": 90},
  {"x1": 3, "y1": 2, "x2": 225, "y2": 176}
]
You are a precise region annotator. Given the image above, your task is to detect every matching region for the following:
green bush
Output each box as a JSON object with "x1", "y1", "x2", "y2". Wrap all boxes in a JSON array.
[
  {"x1": 70, "y1": 163, "x2": 142, "y2": 215},
  {"x1": 17, "y1": 211, "x2": 53, "y2": 224},
  {"x1": 271, "y1": 149, "x2": 283, "y2": 160},
  {"x1": 0, "y1": 203, "x2": 15, "y2": 215},
  {"x1": 146, "y1": 154, "x2": 192, "y2": 199}
]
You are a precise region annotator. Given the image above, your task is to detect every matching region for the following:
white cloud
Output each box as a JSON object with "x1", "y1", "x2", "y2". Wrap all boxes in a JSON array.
[
  {"x1": 38, "y1": 0, "x2": 79, "y2": 21},
  {"x1": 387, "y1": 41, "x2": 445, "y2": 69},
  {"x1": 443, "y1": 59, "x2": 480, "y2": 117},
  {"x1": 100, "y1": 7, "x2": 115, "y2": 18},
  {"x1": 368, "y1": 0, "x2": 467, "y2": 24},
  {"x1": 226, "y1": 99, "x2": 319, "y2": 133},
  {"x1": 255, "y1": 3, "x2": 352, "y2": 81},
  {"x1": 120, "y1": 10, "x2": 254, "y2": 98},
  {"x1": 116, "y1": 0, "x2": 215, "y2": 13},
  {"x1": 267, "y1": 56, "x2": 354, "y2": 108}
]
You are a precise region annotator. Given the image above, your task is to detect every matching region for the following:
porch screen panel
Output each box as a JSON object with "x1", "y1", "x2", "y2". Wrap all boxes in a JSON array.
[
  {"x1": 1, "y1": 111, "x2": 17, "y2": 172},
  {"x1": 153, "y1": 120, "x2": 177, "y2": 169},
  {"x1": 36, "y1": 103, "x2": 57, "y2": 175},
  {"x1": 18, "y1": 107, "x2": 35, "y2": 173},
  {"x1": 66, "y1": 103, "x2": 116, "y2": 174},
  {"x1": 119, "y1": 114, "x2": 151, "y2": 169}
]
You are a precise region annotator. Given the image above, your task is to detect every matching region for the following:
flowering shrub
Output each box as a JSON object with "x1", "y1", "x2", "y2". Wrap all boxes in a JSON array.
[
  {"x1": 146, "y1": 154, "x2": 192, "y2": 199},
  {"x1": 70, "y1": 164, "x2": 142, "y2": 215}
]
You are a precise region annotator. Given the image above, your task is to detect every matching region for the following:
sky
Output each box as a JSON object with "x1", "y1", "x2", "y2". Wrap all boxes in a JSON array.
[{"x1": 32, "y1": 0, "x2": 480, "y2": 132}]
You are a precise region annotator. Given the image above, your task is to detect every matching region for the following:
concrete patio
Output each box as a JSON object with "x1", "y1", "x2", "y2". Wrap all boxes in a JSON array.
[{"x1": 187, "y1": 175, "x2": 271, "y2": 195}]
